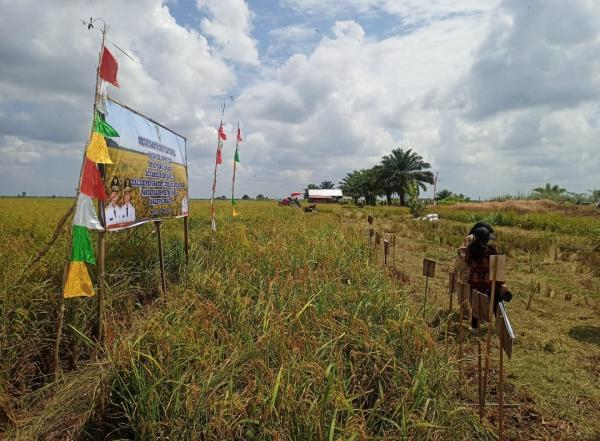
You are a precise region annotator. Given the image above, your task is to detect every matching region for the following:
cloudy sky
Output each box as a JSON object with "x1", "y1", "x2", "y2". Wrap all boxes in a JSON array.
[{"x1": 0, "y1": 0, "x2": 598, "y2": 199}]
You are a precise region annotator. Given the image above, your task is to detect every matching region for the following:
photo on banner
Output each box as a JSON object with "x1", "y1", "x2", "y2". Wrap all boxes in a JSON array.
[{"x1": 102, "y1": 98, "x2": 188, "y2": 231}]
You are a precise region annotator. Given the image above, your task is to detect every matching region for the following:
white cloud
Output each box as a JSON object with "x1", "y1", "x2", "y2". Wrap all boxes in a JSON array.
[{"x1": 196, "y1": 0, "x2": 259, "y2": 65}]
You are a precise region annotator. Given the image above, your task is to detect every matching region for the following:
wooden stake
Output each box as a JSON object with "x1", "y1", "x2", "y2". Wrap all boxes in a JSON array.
[
  {"x1": 52, "y1": 260, "x2": 69, "y2": 381},
  {"x1": 383, "y1": 239, "x2": 389, "y2": 265},
  {"x1": 458, "y1": 297, "x2": 464, "y2": 361},
  {"x1": 155, "y1": 221, "x2": 167, "y2": 295},
  {"x1": 526, "y1": 280, "x2": 534, "y2": 310},
  {"x1": 477, "y1": 292, "x2": 484, "y2": 420},
  {"x1": 499, "y1": 331, "x2": 505, "y2": 441},
  {"x1": 483, "y1": 256, "x2": 500, "y2": 398},
  {"x1": 423, "y1": 275, "x2": 429, "y2": 318},
  {"x1": 183, "y1": 216, "x2": 189, "y2": 264},
  {"x1": 392, "y1": 234, "x2": 396, "y2": 266}
]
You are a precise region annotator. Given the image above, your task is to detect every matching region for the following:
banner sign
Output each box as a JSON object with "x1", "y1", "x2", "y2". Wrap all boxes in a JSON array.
[
  {"x1": 422, "y1": 259, "x2": 436, "y2": 277},
  {"x1": 102, "y1": 99, "x2": 188, "y2": 231}
]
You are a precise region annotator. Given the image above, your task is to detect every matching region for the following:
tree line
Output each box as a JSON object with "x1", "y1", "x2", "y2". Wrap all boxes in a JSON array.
[{"x1": 338, "y1": 148, "x2": 434, "y2": 205}]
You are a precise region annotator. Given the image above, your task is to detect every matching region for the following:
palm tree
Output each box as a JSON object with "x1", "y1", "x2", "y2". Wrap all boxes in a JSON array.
[
  {"x1": 533, "y1": 183, "x2": 566, "y2": 195},
  {"x1": 379, "y1": 148, "x2": 434, "y2": 205},
  {"x1": 320, "y1": 180, "x2": 335, "y2": 189}
]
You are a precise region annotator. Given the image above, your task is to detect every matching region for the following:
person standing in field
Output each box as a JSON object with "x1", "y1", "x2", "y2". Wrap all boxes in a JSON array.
[
  {"x1": 455, "y1": 221, "x2": 495, "y2": 283},
  {"x1": 464, "y1": 226, "x2": 513, "y2": 330}
]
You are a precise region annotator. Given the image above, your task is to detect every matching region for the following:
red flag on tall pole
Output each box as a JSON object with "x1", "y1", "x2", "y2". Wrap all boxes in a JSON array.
[
  {"x1": 237, "y1": 127, "x2": 243, "y2": 142},
  {"x1": 99, "y1": 47, "x2": 119, "y2": 87},
  {"x1": 218, "y1": 123, "x2": 227, "y2": 141}
]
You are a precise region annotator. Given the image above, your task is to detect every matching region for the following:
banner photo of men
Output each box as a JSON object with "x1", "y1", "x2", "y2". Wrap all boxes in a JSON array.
[{"x1": 102, "y1": 98, "x2": 188, "y2": 231}]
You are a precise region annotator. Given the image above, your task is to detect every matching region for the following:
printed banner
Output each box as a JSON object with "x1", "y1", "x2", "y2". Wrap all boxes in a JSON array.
[{"x1": 102, "y1": 98, "x2": 188, "y2": 231}]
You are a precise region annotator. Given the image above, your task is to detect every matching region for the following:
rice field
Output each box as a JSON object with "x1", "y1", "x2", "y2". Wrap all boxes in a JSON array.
[{"x1": 0, "y1": 198, "x2": 598, "y2": 440}]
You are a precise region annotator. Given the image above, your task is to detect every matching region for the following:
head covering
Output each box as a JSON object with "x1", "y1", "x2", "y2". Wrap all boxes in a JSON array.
[
  {"x1": 473, "y1": 226, "x2": 491, "y2": 245},
  {"x1": 469, "y1": 221, "x2": 494, "y2": 235},
  {"x1": 110, "y1": 176, "x2": 120, "y2": 192},
  {"x1": 124, "y1": 178, "x2": 131, "y2": 192}
]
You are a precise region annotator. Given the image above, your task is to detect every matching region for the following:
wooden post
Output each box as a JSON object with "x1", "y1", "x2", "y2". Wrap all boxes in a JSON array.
[
  {"x1": 422, "y1": 259, "x2": 436, "y2": 318},
  {"x1": 155, "y1": 221, "x2": 167, "y2": 295},
  {"x1": 383, "y1": 239, "x2": 389, "y2": 265},
  {"x1": 183, "y1": 216, "x2": 189, "y2": 264},
  {"x1": 458, "y1": 295, "x2": 464, "y2": 361},
  {"x1": 499, "y1": 331, "x2": 505, "y2": 441},
  {"x1": 477, "y1": 291, "x2": 484, "y2": 420},
  {"x1": 483, "y1": 255, "x2": 505, "y2": 399},
  {"x1": 52, "y1": 260, "x2": 69, "y2": 381},
  {"x1": 526, "y1": 279, "x2": 534, "y2": 310},
  {"x1": 392, "y1": 234, "x2": 396, "y2": 266},
  {"x1": 368, "y1": 228, "x2": 373, "y2": 247}
]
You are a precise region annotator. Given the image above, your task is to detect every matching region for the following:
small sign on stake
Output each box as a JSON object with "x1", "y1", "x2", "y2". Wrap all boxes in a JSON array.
[
  {"x1": 471, "y1": 290, "x2": 491, "y2": 323},
  {"x1": 496, "y1": 302, "x2": 515, "y2": 359},
  {"x1": 422, "y1": 258, "x2": 436, "y2": 277}
]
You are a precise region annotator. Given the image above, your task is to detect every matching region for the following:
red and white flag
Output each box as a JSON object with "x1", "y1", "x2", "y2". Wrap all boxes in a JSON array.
[
  {"x1": 99, "y1": 47, "x2": 119, "y2": 87},
  {"x1": 218, "y1": 123, "x2": 227, "y2": 141}
]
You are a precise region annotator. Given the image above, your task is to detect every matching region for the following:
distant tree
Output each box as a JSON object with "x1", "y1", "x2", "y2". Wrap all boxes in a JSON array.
[
  {"x1": 256, "y1": 194, "x2": 265, "y2": 200},
  {"x1": 242, "y1": 194, "x2": 250, "y2": 200},
  {"x1": 304, "y1": 183, "x2": 319, "y2": 199},
  {"x1": 435, "y1": 189, "x2": 453, "y2": 201},
  {"x1": 339, "y1": 169, "x2": 380, "y2": 205},
  {"x1": 21, "y1": 192, "x2": 26, "y2": 198},
  {"x1": 319, "y1": 180, "x2": 335, "y2": 189},
  {"x1": 379, "y1": 148, "x2": 434, "y2": 206}
]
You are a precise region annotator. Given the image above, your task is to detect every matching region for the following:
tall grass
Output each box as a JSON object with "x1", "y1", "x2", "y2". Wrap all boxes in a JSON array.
[{"x1": 1, "y1": 199, "x2": 493, "y2": 440}]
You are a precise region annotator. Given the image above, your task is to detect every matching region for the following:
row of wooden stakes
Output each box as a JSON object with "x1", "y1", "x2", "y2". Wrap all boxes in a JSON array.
[{"x1": 366, "y1": 216, "x2": 514, "y2": 441}]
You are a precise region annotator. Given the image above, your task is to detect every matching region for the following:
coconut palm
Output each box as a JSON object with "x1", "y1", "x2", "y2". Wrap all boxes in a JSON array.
[{"x1": 319, "y1": 180, "x2": 335, "y2": 189}]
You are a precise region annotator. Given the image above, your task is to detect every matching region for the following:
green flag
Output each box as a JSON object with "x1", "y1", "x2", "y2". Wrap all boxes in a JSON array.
[
  {"x1": 94, "y1": 112, "x2": 120, "y2": 138},
  {"x1": 234, "y1": 149, "x2": 240, "y2": 162}
]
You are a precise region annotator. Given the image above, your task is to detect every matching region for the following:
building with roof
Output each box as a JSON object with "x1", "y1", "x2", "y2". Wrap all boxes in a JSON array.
[{"x1": 307, "y1": 189, "x2": 343, "y2": 203}]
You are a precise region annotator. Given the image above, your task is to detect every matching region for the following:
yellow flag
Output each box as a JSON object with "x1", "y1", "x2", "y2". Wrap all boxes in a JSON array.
[
  {"x1": 63, "y1": 261, "x2": 95, "y2": 298},
  {"x1": 85, "y1": 132, "x2": 113, "y2": 164},
  {"x1": 232, "y1": 207, "x2": 239, "y2": 217}
]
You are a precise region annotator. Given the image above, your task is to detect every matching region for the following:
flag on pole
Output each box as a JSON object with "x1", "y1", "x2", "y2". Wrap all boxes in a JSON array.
[
  {"x1": 99, "y1": 47, "x2": 119, "y2": 87},
  {"x1": 64, "y1": 192, "x2": 104, "y2": 297},
  {"x1": 218, "y1": 123, "x2": 227, "y2": 140},
  {"x1": 234, "y1": 149, "x2": 240, "y2": 162},
  {"x1": 216, "y1": 139, "x2": 223, "y2": 165},
  {"x1": 94, "y1": 111, "x2": 119, "y2": 137},
  {"x1": 237, "y1": 127, "x2": 243, "y2": 142},
  {"x1": 81, "y1": 159, "x2": 108, "y2": 200},
  {"x1": 86, "y1": 132, "x2": 113, "y2": 164}
]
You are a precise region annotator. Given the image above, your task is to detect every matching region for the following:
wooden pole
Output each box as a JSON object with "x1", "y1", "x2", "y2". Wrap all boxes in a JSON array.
[
  {"x1": 499, "y1": 332, "x2": 505, "y2": 441},
  {"x1": 423, "y1": 275, "x2": 429, "y2": 318},
  {"x1": 155, "y1": 221, "x2": 167, "y2": 295},
  {"x1": 392, "y1": 234, "x2": 396, "y2": 266},
  {"x1": 458, "y1": 297, "x2": 464, "y2": 361},
  {"x1": 210, "y1": 102, "x2": 226, "y2": 239},
  {"x1": 96, "y1": 229, "x2": 106, "y2": 343},
  {"x1": 483, "y1": 257, "x2": 499, "y2": 398},
  {"x1": 183, "y1": 216, "x2": 189, "y2": 264},
  {"x1": 477, "y1": 291, "x2": 484, "y2": 420},
  {"x1": 52, "y1": 260, "x2": 69, "y2": 381}
]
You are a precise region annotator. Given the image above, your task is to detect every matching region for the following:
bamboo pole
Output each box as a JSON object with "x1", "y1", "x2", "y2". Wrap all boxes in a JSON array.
[
  {"x1": 210, "y1": 102, "x2": 226, "y2": 239},
  {"x1": 231, "y1": 122, "x2": 239, "y2": 217},
  {"x1": 52, "y1": 260, "x2": 69, "y2": 381}
]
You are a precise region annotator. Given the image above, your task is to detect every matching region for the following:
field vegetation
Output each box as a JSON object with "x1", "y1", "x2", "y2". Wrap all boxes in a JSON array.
[{"x1": 0, "y1": 197, "x2": 598, "y2": 440}]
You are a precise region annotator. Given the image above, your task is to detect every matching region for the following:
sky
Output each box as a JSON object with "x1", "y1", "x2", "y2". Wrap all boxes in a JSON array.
[{"x1": 0, "y1": 0, "x2": 599, "y2": 199}]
